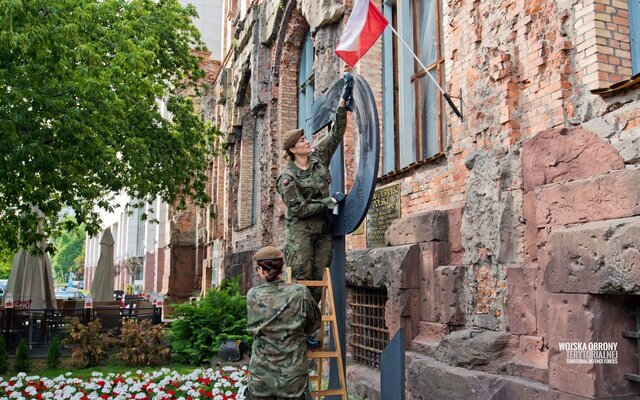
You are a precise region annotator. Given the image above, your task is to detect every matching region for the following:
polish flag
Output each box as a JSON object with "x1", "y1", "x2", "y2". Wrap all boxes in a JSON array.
[{"x1": 335, "y1": 0, "x2": 389, "y2": 67}]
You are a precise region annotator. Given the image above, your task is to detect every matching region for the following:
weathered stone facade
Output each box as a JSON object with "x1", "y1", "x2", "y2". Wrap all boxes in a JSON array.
[{"x1": 201, "y1": 0, "x2": 640, "y2": 398}]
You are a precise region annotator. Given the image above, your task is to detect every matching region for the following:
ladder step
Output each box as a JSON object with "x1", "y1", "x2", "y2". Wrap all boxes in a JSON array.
[
  {"x1": 622, "y1": 331, "x2": 640, "y2": 339},
  {"x1": 322, "y1": 315, "x2": 333, "y2": 321},
  {"x1": 311, "y1": 389, "x2": 347, "y2": 396},
  {"x1": 308, "y1": 350, "x2": 339, "y2": 358},
  {"x1": 294, "y1": 279, "x2": 328, "y2": 287},
  {"x1": 625, "y1": 373, "x2": 640, "y2": 382}
]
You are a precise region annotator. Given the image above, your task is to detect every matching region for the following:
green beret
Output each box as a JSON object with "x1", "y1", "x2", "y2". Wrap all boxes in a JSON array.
[
  {"x1": 253, "y1": 246, "x2": 284, "y2": 262},
  {"x1": 282, "y1": 128, "x2": 304, "y2": 150}
]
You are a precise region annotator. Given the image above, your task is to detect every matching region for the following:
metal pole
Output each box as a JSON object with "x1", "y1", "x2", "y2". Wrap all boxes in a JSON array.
[
  {"x1": 387, "y1": 25, "x2": 463, "y2": 120},
  {"x1": 327, "y1": 140, "x2": 346, "y2": 400}
]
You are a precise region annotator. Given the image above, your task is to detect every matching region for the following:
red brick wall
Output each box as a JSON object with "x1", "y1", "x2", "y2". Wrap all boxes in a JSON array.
[{"x1": 576, "y1": 0, "x2": 633, "y2": 89}]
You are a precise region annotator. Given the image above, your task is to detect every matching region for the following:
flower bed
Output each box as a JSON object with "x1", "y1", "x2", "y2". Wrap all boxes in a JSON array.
[{"x1": 0, "y1": 367, "x2": 248, "y2": 400}]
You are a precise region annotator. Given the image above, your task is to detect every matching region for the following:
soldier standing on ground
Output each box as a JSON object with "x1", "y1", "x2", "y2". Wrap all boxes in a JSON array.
[
  {"x1": 246, "y1": 246, "x2": 321, "y2": 400},
  {"x1": 276, "y1": 71, "x2": 354, "y2": 312}
]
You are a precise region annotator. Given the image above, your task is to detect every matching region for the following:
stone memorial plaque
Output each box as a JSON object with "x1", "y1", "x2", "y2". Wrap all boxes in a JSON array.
[{"x1": 366, "y1": 183, "x2": 401, "y2": 248}]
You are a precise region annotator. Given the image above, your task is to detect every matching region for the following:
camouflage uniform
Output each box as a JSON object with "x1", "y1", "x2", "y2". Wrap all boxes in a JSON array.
[
  {"x1": 276, "y1": 107, "x2": 347, "y2": 302},
  {"x1": 246, "y1": 278, "x2": 322, "y2": 399}
]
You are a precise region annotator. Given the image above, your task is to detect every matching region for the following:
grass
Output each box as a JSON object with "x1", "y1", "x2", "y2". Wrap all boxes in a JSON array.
[{"x1": 1, "y1": 356, "x2": 207, "y2": 380}]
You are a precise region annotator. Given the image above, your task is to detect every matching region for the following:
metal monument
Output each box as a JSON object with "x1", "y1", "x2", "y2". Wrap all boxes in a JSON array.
[{"x1": 310, "y1": 73, "x2": 380, "y2": 397}]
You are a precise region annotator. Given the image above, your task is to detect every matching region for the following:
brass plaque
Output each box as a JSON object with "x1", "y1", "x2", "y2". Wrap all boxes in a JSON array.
[{"x1": 366, "y1": 183, "x2": 401, "y2": 248}]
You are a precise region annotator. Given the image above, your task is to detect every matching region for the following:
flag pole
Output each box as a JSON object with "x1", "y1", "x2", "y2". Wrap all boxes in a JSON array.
[{"x1": 387, "y1": 25, "x2": 463, "y2": 121}]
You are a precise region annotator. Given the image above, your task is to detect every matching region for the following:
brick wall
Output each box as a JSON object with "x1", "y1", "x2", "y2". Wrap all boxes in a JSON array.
[
  {"x1": 575, "y1": 0, "x2": 633, "y2": 90},
  {"x1": 237, "y1": 114, "x2": 256, "y2": 230}
]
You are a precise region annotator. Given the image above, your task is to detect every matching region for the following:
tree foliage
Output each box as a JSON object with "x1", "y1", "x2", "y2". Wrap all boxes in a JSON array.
[
  {"x1": 0, "y1": 0, "x2": 220, "y2": 251},
  {"x1": 0, "y1": 247, "x2": 12, "y2": 279},
  {"x1": 51, "y1": 220, "x2": 86, "y2": 283}
]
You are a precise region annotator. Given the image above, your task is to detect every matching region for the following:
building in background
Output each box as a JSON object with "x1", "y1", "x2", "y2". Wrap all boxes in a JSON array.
[{"x1": 203, "y1": 0, "x2": 640, "y2": 399}]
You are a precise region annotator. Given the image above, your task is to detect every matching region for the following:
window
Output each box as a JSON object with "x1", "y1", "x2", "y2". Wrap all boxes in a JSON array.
[
  {"x1": 349, "y1": 287, "x2": 390, "y2": 369},
  {"x1": 382, "y1": 0, "x2": 446, "y2": 173},
  {"x1": 298, "y1": 31, "x2": 315, "y2": 138},
  {"x1": 631, "y1": 0, "x2": 640, "y2": 74}
]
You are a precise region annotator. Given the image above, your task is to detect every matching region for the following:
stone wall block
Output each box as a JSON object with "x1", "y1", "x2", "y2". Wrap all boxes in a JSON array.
[
  {"x1": 346, "y1": 244, "x2": 421, "y2": 289},
  {"x1": 259, "y1": 0, "x2": 283, "y2": 44},
  {"x1": 385, "y1": 210, "x2": 449, "y2": 246},
  {"x1": 433, "y1": 329, "x2": 519, "y2": 374},
  {"x1": 547, "y1": 293, "x2": 639, "y2": 398},
  {"x1": 534, "y1": 169, "x2": 640, "y2": 228},
  {"x1": 299, "y1": 0, "x2": 344, "y2": 33},
  {"x1": 523, "y1": 191, "x2": 538, "y2": 264},
  {"x1": 506, "y1": 265, "x2": 539, "y2": 335},
  {"x1": 419, "y1": 242, "x2": 451, "y2": 322},
  {"x1": 386, "y1": 287, "x2": 420, "y2": 345},
  {"x1": 462, "y1": 147, "x2": 524, "y2": 265},
  {"x1": 430, "y1": 265, "x2": 466, "y2": 325},
  {"x1": 545, "y1": 216, "x2": 640, "y2": 294},
  {"x1": 407, "y1": 355, "x2": 549, "y2": 400},
  {"x1": 447, "y1": 207, "x2": 465, "y2": 264},
  {"x1": 223, "y1": 250, "x2": 254, "y2": 294},
  {"x1": 506, "y1": 335, "x2": 548, "y2": 383},
  {"x1": 522, "y1": 127, "x2": 624, "y2": 193},
  {"x1": 417, "y1": 321, "x2": 450, "y2": 341},
  {"x1": 164, "y1": 245, "x2": 203, "y2": 297}
]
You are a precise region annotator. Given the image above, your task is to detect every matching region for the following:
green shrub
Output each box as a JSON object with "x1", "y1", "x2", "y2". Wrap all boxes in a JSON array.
[
  {"x1": 14, "y1": 339, "x2": 31, "y2": 373},
  {"x1": 47, "y1": 336, "x2": 61, "y2": 369},
  {"x1": 116, "y1": 319, "x2": 171, "y2": 366},
  {"x1": 168, "y1": 277, "x2": 251, "y2": 364},
  {"x1": 0, "y1": 335, "x2": 7, "y2": 374},
  {"x1": 63, "y1": 317, "x2": 117, "y2": 368}
]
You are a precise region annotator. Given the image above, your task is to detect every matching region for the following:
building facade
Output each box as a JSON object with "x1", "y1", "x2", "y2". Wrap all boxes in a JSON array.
[{"x1": 203, "y1": 0, "x2": 640, "y2": 399}]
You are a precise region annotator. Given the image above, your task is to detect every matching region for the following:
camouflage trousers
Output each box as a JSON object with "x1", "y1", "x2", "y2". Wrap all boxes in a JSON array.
[
  {"x1": 245, "y1": 390, "x2": 308, "y2": 400},
  {"x1": 284, "y1": 217, "x2": 332, "y2": 303}
]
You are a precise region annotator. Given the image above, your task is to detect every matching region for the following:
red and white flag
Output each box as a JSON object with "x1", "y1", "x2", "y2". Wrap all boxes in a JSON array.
[{"x1": 335, "y1": 0, "x2": 389, "y2": 67}]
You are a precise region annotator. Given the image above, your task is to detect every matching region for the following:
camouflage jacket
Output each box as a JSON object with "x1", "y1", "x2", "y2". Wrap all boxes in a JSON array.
[
  {"x1": 276, "y1": 106, "x2": 347, "y2": 223},
  {"x1": 247, "y1": 278, "x2": 321, "y2": 397}
]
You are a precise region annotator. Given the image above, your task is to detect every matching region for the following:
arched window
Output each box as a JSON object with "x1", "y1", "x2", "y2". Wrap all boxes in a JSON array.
[{"x1": 298, "y1": 31, "x2": 315, "y2": 138}]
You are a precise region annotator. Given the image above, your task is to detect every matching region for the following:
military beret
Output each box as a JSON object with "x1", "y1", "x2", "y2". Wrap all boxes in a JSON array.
[
  {"x1": 282, "y1": 128, "x2": 304, "y2": 150},
  {"x1": 253, "y1": 246, "x2": 285, "y2": 262}
]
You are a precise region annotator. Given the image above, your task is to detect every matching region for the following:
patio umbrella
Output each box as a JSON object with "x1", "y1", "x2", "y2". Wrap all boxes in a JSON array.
[
  {"x1": 6, "y1": 242, "x2": 57, "y2": 310},
  {"x1": 91, "y1": 228, "x2": 115, "y2": 302}
]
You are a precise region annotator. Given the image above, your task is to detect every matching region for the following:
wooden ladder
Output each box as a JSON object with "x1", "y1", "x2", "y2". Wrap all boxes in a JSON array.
[{"x1": 288, "y1": 267, "x2": 349, "y2": 399}]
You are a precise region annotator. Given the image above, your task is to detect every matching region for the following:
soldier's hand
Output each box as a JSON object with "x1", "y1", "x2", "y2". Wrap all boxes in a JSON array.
[
  {"x1": 340, "y1": 72, "x2": 354, "y2": 111},
  {"x1": 332, "y1": 192, "x2": 346, "y2": 203}
]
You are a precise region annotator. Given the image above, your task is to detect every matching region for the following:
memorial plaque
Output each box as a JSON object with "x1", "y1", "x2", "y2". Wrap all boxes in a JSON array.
[{"x1": 366, "y1": 183, "x2": 401, "y2": 248}]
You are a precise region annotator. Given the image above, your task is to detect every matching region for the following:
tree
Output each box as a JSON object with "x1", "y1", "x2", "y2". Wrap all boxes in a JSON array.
[
  {"x1": 0, "y1": 0, "x2": 220, "y2": 252},
  {"x1": 0, "y1": 247, "x2": 12, "y2": 279},
  {"x1": 51, "y1": 220, "x2": 86, "y2": 283}
]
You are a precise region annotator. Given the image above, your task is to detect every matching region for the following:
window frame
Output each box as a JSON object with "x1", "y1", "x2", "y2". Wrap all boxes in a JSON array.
[
  {"x1": 411, "y1": 0, "x2": 445, "y2": 160},
  {"x1": 383, "y1": 0, "x2": 446, "y2": 173},
  {"x1": 298, "y1": 31, "x2": 315, "y2": 139},
  {"x1": 630, "y1": 0, "x2": 640, "y2": 74}
]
